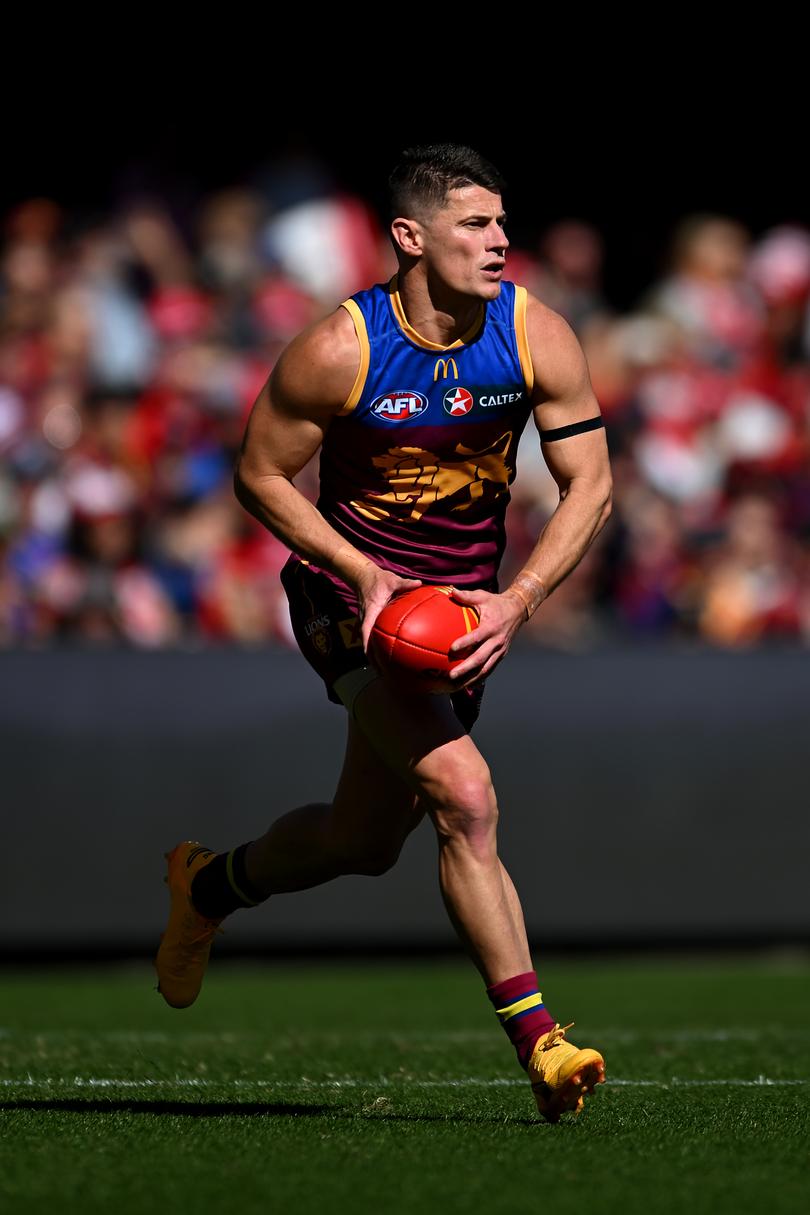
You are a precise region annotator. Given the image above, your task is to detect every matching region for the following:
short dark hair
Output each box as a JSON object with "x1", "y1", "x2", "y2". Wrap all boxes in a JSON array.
[{"x1": 388, "y1": 144, "x2": 506, "y2": 221}]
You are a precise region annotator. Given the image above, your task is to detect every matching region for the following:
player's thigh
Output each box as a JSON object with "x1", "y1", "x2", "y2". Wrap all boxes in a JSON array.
[
  {"x1": 329, "y1": 715, "x2": 426, "y2": 850},
  {"x1": 347, "y1": 674, "x2": 493, "y2": 814}
]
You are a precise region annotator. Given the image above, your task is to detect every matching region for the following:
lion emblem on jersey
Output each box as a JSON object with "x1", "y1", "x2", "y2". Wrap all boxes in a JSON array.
[{"x1": 351, "y1": 431, "x2": 513, "y2": 522}]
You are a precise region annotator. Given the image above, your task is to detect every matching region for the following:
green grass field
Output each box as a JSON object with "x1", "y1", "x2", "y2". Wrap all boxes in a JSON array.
[{"x1": 1, "y1": 955, "x2": 808, "y2": 1215}]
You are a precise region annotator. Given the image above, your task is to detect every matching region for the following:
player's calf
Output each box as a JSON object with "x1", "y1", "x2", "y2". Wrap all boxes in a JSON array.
[
  {"x1": 327, "y1": 815, "x2": 418, "y2": 878},
  {"x1": 334, "y1": 839, "x2": 405, "y2": 877}
]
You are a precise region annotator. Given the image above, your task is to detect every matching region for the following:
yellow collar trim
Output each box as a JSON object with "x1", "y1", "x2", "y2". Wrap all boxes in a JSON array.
[{"x1": 388, "y1": 275, "x2": 485, "y2": 351}]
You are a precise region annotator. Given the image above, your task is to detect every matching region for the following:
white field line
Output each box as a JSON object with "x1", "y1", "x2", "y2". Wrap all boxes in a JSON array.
[{"x1": 0, "y1": 1076, "x2": 806, "y2": 1090}]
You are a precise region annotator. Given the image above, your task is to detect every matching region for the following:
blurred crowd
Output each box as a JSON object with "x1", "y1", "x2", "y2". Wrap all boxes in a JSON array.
[{"x1": 2, "y1": 166, "x2": 810, "y2": 650}]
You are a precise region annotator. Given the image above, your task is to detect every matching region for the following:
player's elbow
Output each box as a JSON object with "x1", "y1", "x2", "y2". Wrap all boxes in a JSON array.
[
  {"x1": 233, "y1": 454, "x2": 292, "y2": 524},
  {"x1": 233, "y1": 453, "x2": 272, "y2": 515},
  {"x1": 233, "y1": 454, "x2": 254, "y2": 511},
  {"x1": 596, "y1": 476, "x2": 613, "y2": 530}
]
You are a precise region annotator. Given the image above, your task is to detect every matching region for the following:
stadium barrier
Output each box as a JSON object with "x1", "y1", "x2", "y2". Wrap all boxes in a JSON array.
[{"x1": 2, "y1": 645, "x2": 808, "y2": 953}]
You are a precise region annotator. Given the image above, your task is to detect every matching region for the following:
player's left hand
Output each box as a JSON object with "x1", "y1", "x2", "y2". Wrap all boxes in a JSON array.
[
  {"x1": 447, "y1": 587, "x2": 527, "y2": 687},
  {"x1": 356, "y1": 564, "x2": 423, "y2": 654}
]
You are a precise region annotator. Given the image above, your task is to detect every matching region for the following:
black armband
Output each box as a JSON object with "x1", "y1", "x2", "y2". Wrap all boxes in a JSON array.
[{"x1": 539, "y1": 416, "x2": 605, "y2": 443}]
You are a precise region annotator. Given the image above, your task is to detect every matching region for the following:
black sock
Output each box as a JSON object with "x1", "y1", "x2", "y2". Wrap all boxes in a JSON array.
[{"x1": 191, "y1": 842, "x2": 267, "y2": 919}]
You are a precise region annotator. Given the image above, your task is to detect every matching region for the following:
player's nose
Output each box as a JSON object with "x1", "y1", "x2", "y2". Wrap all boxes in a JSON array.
[{"x1": 489, "y1": 222, "x2": 509, "y2": 252}]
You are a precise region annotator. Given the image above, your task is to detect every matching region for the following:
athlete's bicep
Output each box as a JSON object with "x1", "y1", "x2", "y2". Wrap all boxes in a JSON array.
[
  {"x1": 526, "y1": 297, "x2": 601, "y2": 430},
  {"x1": 237, "y1": 308, "x2": 360, "y2": 484},
  {"x1": 238, "y1": 370, "x2": 330, "y2": 483},
  {"x1": 524, "y1": 297, "x2": 610, "y2": 494}
]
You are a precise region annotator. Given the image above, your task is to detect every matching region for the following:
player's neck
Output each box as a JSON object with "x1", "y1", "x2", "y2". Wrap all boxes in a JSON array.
[{"x1": 395, "y1": 268, "x2": 484, "y2": 347}]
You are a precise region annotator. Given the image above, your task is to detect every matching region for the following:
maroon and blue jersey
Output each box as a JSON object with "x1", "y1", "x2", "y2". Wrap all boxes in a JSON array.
[{"x1": 292, "y1": 273, "x2": 535, "y2": 593}]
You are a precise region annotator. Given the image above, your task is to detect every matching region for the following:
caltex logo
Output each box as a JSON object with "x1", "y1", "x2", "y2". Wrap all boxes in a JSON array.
[{"x1": 443, "y1": 387, "x2": 474, "y2": 416}]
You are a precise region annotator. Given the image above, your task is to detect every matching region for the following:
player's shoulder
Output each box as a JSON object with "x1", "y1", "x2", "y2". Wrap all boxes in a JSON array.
[
  {"x1": 523, "y1": 292, "x2": 581, "y2": 350},
  {"x1": 278, "y1": 304, "x2": 359, "y2": 377},
  {"x1": 521, "y1": 292, "x2": 590, "y2": 398},
  {"x1": 272, "y1": 304, "x2": 361, "y2": 415}
]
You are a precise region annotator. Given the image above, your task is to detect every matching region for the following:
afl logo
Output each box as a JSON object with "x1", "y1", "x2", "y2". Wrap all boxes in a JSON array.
[
  {"x1": 371, "y1": 391, "x2": 429, "y2": 422},
  {"x1": 443, "y1": 387, "x2": 474, "y2": 416}
]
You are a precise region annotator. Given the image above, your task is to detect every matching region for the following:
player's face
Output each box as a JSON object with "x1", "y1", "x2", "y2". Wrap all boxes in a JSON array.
[{"x1": 419, "y1": 186, "x2": 509, "y2": 300}]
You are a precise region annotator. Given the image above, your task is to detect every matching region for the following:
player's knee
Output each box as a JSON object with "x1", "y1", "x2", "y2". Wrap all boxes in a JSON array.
[{"x1": 431, "y1": 769, "x2": 499, "y2": 856}]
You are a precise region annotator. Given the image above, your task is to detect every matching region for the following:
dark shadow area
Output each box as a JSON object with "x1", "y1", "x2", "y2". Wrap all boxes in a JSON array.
[
  {"x1": 2, "y1": 933, "x2": 809, "y2": 966},
  {"x1": 0, "y1": 1099, "x2": 329, "y2": 1118},
  {"x1": 0, "y1": 1097, "x2": 562, "y2": 1127},
  {"x1": 357, "y1": 1111, "x2": 544, "y2": 1128}
]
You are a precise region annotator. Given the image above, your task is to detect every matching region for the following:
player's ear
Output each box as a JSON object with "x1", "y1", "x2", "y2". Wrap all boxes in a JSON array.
[{"x1": 391, "y1": 216, "x2": 424, "y2": 259}]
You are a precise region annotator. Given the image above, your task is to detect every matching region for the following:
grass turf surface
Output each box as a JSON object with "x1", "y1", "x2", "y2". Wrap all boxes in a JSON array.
[{"x1": 0, "y1": 956, "x2": 808, "y2": 1215}]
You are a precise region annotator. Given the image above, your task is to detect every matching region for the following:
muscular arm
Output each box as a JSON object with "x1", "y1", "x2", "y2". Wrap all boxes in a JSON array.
[
  {"x1": 511, "y1": 297, "x2": 613, "y2": 606},
  {"x1": 449, "y1": 296, "x2": 612, "y2": 682},
  {"x1": 234, "y1": 307, "x2": 420, "y2": 645}
]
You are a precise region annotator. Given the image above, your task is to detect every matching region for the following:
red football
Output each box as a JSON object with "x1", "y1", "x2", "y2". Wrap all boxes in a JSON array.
[{"x1": 369, "y1": 585, "x2": 480, "y2": 693}]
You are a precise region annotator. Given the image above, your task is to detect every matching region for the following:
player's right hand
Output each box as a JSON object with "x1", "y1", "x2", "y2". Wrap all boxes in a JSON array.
[
  {"x1": 445, "y1": 585, "x2": 526, "y2": 687},
  {"x1": 356, "y1": 565, "x2": 422, "y2": 654}
]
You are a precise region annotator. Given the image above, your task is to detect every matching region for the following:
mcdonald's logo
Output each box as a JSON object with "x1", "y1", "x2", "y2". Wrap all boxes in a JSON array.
[{"x1": 433, "y1": 357, "x2": 459, "y2": 381}]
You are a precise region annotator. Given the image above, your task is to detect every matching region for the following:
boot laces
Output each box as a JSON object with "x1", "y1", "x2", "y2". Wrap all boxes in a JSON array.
[{"x1": 538, "y1": 1022, "x2": 575, "y2": 1052}]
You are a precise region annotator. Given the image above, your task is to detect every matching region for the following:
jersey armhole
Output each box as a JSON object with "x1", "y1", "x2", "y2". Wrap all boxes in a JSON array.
[
  {"x1": 337, "y1": 299, "x2": 370, "y2": 415},
  {"x1": 513, "y1": 285, "x2": 535, "y2": 396}
]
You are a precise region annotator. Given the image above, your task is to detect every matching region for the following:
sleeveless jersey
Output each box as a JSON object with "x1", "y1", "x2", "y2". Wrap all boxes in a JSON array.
[{"x1": 310, "y1": 274, "x2": 535, "y2": 590}]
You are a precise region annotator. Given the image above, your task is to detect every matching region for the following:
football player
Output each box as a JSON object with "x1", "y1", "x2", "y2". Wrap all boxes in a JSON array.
[{"x1": 156, "y1": 144, "x2": 612, "y2": 1122}]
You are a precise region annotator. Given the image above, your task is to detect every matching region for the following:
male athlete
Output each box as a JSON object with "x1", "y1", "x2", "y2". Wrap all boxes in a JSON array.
[{"x1": 156, "y1": 145, "x2": 613, "y2": 1123}]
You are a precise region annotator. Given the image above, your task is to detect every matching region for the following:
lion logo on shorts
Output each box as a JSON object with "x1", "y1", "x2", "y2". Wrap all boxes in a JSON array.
[{"x1": 305, "y1": 613, "x2": 332, "y2": 656}]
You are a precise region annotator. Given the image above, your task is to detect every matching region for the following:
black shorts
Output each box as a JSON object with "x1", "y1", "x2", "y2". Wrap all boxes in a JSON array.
[{"x1": 280, "y1": 556, "x2": 485, "y2": 733}]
